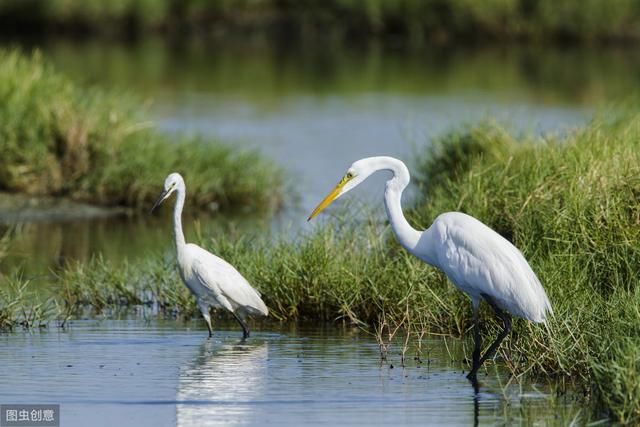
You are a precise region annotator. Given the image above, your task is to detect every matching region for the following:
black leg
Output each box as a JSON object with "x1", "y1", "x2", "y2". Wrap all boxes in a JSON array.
[
  {"x1": 472, "y1": 377, "x2": 480, "y2": 427},
  {"x1": 232, "y1": 311, "x2": 250, "y2": 339},
  {"x1": 199, "y1": 304, "x2": 213, "y2": 339},
  {"x1": 468, "y1": 306, "x2": 481, "y2": 379},
  {"x1": 467, "y1": 294, "x2": 512, "y2": 380},
  {"x1": 478, "y1": 294, "x2": 512, "y2": 368}
]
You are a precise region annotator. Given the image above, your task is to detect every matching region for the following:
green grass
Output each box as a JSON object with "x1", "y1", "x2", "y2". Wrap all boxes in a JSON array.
[
  {"x1": 55, "y1": 256, "x2": 194, "y2": 316},
  {"x1": 13, "y1": 112, "x2": 640, "y2": 421},
  {"x1": 0, "y1": 228, "x2": 11, "y2": 264},
  {"x1": 0, "y1": 49, "x2": 283, "y2": 213},
  {"x1": 1, "y1": 0, "x2": 640, "y2": 43},
  {"x1": 407, "y1": 115, "x2": 640, "y2": 421},
  {"x1": 0, "y1": 274, "x2": 56, "y2": 331},
  {"x1": 220, "y1": 112, "x2": 640, "y2": 421}
]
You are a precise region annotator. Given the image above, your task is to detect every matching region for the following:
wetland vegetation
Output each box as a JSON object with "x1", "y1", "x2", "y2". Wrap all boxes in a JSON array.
[
  {"x1": 2, "y1": 3, "x2": 640, "y2": 422},
  {"x1": 1, "y1": 0, "x2": 640, "y2": 43},
  {"x1": 0, "y1": 49, "x2": 283, "y2": 213},
  {"x1": 5, "y1": 112, "x2": 640, "y2": 421}
]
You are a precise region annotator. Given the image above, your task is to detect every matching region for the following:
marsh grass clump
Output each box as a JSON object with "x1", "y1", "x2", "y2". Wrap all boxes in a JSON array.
[
  {"x1": 52, "y1": 219, "x2": 460, "y2": 329},
  {"x1": 408, "y1": 114, "x2": 640, "y2": 421},
  {"x1": 0, "y1": 49, "x2": 283, "y2": 213},
  {"x1": 0, "y1": 275, "x2": 57, "y2": 330},
  {"x1": 413, "y1": 123, "x2": 513, "y2": 194},
  {"x1": 592, "y1": 337, "x2": 640, "y2": 423},
  {"x1": 204, "y1": 220, "x2": 465, "y2": 326},
  {"x1": 56, "y1": 256, "x2": 196, "y2": 316},
  {"x1": 33, "y1": 113, "x2": 640, "y2": 421}
]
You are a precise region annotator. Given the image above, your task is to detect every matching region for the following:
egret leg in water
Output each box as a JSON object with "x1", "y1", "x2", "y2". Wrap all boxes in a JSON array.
[
  {"x1": 468, "y1": 294, "x2": 513, "y2": 379},
  {"x1": 151, "y1": 173, "x2": 268, "y2": 339},
  {"x1": 308, "y1": 156, "x2": 552, "y2": 377},
  {"x1": 232, "y1": 311, "x2": 251, "y2": 339}
]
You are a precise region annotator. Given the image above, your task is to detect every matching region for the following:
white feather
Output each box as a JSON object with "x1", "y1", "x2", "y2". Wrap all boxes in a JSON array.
[
  {"x1": 421, "y1": 212, "x2": 552, "y2": 322},
  {"x1": 154, "y1": 172, "x2": 268, "y2": 337},
  {"x1": 181, "y1": 243, "x2": 269, "y2": 317},
  {"x1": 321, "y1": 156, "x2": 553, "y2": 323}
]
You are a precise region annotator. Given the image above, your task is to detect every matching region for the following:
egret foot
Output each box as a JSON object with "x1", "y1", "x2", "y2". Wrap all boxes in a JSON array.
[
  {"x1": 152, "y1": 173, "x2": 269, "y2": 343},
  {"x1": 232, "y1": 312, "x2": 250, "y2": 340},
  {"x1": 467, "y1": 294, "x2": 512, "y2": 380},
  {"x1": 202, "y1": 310, "x2": 213, "y2": 339}
]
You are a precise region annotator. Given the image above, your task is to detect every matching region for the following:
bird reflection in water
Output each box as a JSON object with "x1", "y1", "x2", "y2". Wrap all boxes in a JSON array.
[
  {"x1": 176, "y1": 340, "x2": 268, "y2": 426},
  {"x1": 470, "y1": 376, "x2": 480, "y2": 427}
]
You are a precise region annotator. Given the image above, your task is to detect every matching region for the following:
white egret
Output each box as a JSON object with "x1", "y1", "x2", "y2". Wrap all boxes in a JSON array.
[
  {"x1": 151, "y1": 173, "x2": 268, "y2": 339},
  {"x1": 308, "y1": 156, "x2": 552, "y2": 379}
]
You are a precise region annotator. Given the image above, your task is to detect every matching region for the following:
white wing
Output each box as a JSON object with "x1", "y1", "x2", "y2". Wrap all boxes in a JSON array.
[
  {"x1": 187, "y1": 244, "x2": 269, "y2": 316},
  {"x1": 423, "y1": 212, "x2": 552, "y2": 322}
]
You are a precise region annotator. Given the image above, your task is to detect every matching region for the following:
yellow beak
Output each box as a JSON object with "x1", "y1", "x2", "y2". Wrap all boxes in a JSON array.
[{"x1": 307, "y1": 179, "x2": 348, "y2": 221}]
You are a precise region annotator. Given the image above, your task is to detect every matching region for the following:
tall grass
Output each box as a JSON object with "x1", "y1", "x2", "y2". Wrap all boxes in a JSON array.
[
  {"x1": 55, "y1": 256, "x2": 193, "y2": 316},
  {"x1": 0, "y1": 49, "x2": 283, "y2": 213},
  {"x1": 0, "y1": 228, "x2": 11, "y2": 263},
  {"x1": 408, "y1": 116, "x2": 640, "y2": 421},
  {"x1": 0, "y1": 275, "x2": 56, "y2": 331},
  {"x1": 26, "y1": 113, "x2": 640, "y2": 421},
  {"x1": 1, "y1": 0, "x2": 639, "y2": 43}
]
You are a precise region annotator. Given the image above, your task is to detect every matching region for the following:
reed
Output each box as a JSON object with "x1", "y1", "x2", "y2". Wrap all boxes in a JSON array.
[{"x1": 25, "y1": 112, "x2": 640, "y2": 421}]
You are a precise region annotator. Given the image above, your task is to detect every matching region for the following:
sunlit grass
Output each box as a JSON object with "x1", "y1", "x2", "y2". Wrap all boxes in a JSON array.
[
  {"x1": 407, "y1": 114, "x2": 640, "y2": 422},
  {"x1": 6, "y1": 112, "x2": 640, "y2": 421},
  {"x1": 0, "y1": 49, "x2": 284, "y2": 213},
  {"x1": 0, "y1": 274, "x2": 56, "y2": 331}
]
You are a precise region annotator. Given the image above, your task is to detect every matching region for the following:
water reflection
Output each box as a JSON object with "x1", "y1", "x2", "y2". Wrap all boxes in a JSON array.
[
  {"x1": 18, "y1": 38, "x2": 640, "y2": 105},
  {"x1": 471, "y1": 375, "x2": 485, "y2": 427},
  {"x1": 0, "y1": 209, "x2": 268, "y2": 278},
  {"x1": 176, "y1": 341, "x2": 268, "y2": 426},
  {"x1": 0, "y1": 320, "x2": 594, "y2": 426},
  {"x1": 4, "y1": 38, "x2": 634, "y2": 276}
]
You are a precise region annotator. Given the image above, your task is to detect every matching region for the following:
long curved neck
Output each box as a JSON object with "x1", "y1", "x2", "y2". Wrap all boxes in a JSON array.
[
  {"x1": 379, "y1": 157, "x2": 422, "y2": 252},
  {"x1": 173, "y1": 186, "x2": 186, "y2": 250}
]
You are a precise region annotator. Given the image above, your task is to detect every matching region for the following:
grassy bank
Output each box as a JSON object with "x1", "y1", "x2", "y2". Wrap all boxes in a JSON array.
[
  {"x1": 0, "y1": 49, "x2": 283, "y2": 213},
  {"x1": 203, "y1": 115, "x2": 640, "y2": 421},
  {"x1": 409, "y1": 118, "x2": 640, "y2": 422},
  {"x1": 0, "y1": 0, "x2": 639, "y2": 44},
  {"x1": 10, "y1": 113, "x2": 640, "y2": 420}
]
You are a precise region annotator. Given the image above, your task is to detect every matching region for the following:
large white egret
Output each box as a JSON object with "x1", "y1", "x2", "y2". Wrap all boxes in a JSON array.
[
  {"x1": 308, "y1": 156, "x2": 552, "y2": 379},
  {"x1": 151, "y1": 173, "x2": 268, "y2": 339}
]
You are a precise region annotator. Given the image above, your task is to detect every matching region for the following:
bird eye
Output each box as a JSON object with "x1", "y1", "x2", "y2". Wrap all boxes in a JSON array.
[{"x1": 346, "y1": 172, "x2": 354, "y2": 179}]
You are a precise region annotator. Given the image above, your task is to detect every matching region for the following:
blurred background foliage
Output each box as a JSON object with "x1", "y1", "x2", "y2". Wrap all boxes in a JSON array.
[{"x1": 0, "y1": 0, "x2": 639, "y2": 43}]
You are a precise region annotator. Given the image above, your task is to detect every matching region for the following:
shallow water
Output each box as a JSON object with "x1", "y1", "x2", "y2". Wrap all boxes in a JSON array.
[
  {"x1": 41, "y1": 39, "x2": 600, "y2": 216},
  {"x1": 0, "y1": 206, "x2": 267, "y2": 277},
  {"x1": 4, "y1": 39, "x2": 635, "y2": 274},
  {"x1": 0, "y1": 320, "x2": 588, "y2": 426},
  {"x1": 0, "y1": 40, "x2": 623, "y2": 424}
]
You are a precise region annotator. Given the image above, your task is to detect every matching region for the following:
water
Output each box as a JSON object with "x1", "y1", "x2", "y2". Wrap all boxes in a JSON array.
[
  {"x1": 39, "y1": 39, "x2": 602, "y2": 215},
  {"x1": 1, "y1": 200, "x2": 268, "y2": 276},
  {"x1": 5, "y1": 39, "x2": 637, "y2": 273},
  {"x1": 0, "y1": 38, "x2": 628, "y2": 424},
  {"x1": 0, "y1": 320, "x2": 586, "y2": 426}
]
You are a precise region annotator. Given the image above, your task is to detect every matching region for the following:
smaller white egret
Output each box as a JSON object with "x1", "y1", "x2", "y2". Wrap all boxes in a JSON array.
[
  {"x1": 151, "y1": 173, "x2": 268, "y2": 339},
  {"x1": 308, "y1": 156, "x2": 552, "y2": 379}
]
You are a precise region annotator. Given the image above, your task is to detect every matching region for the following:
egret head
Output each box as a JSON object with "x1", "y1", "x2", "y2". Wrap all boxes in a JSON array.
[
  {"x1": 151, "y1": 172, "x2": 185, "y2": 213},
  {"x1": 307, "y1": 158, "x2": 377, "y2": 221}
]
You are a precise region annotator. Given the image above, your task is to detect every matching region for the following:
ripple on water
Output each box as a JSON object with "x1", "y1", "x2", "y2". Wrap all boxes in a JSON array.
[{"x1": 0, "y1": 320, "x2": 583, "y2": 426}]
